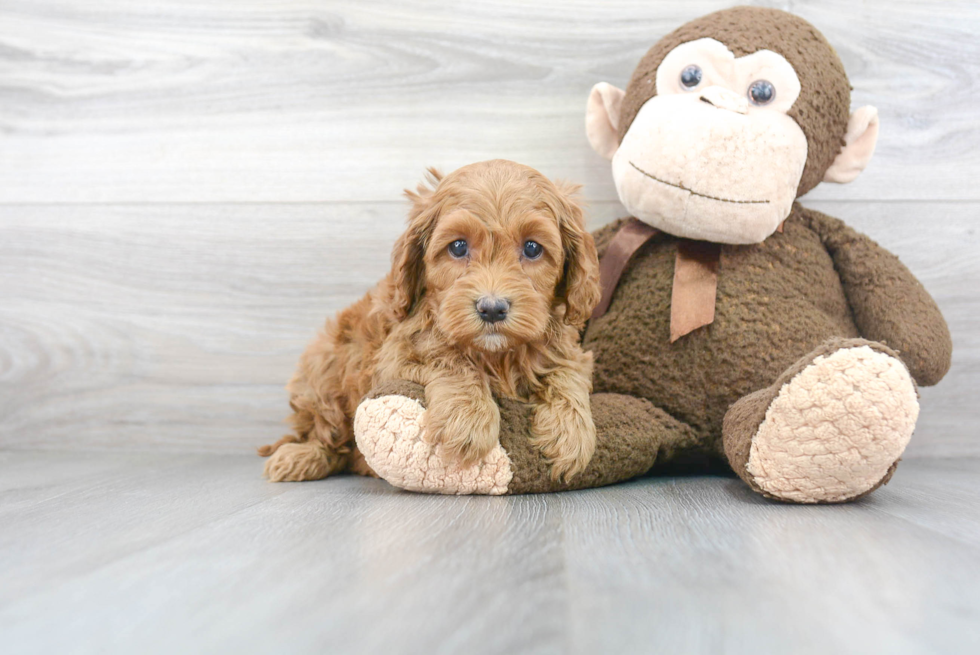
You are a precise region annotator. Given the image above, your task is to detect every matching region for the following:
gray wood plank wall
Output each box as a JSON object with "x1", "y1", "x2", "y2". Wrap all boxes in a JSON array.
[{"x1": 1, "y1": 0, "x2": 977, "y2": 456}]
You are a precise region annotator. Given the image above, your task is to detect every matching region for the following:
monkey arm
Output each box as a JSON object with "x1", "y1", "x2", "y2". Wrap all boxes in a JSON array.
[
  {"x1": 354, "y1": 380, "x2": 699, "y2": 494},
  {"x1": 801, "y1": 207, "x2": 952, "y2": 386}
]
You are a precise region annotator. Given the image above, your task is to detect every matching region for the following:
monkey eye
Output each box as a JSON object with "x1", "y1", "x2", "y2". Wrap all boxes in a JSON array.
[
  {"x1": 680, "y1": 65, "x2": 703, "y2": 90},
  {"x1": 448, "y1": 239, "x2": 468, "y2": 259},
  {"x1": 522, "y1": 240, "x2": 543, "y2": 259},
  {"x1": 748, "y1": 79, "x2": 776, "y2": 105}
]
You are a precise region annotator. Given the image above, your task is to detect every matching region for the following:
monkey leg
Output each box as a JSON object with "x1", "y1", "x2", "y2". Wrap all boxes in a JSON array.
[
  {"x1": 353, "y1": 381, "x2": 699, "y2": 495},
  {"x1": 722, "y1": 338, "x2": 919, "y2": 504}
]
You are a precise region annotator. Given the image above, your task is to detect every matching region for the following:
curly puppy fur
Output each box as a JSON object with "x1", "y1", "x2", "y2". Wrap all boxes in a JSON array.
[{"x1": 259, "y1": 160, "x2": 602, "y2": 483}]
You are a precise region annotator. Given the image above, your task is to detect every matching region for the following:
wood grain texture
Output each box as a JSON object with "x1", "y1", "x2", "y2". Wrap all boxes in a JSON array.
[
  {"x1": 0, "y1": 201, "x2": 975, "y2": 455},
  {"x1": 1, "y1": 452, "x2": 978, "y2": 654},
  {"x1": 0, "y1": 1, "x2": 977, "y2": 456},
  {"x1": 0, "y1": 0, "x2": 978, "y2": 203}
]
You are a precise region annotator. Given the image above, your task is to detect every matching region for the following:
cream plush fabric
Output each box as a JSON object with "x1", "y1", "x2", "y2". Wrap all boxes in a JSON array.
[
  {"x1": 746, "y1": 346, "x2": 919, "y2": 503},
  {"x1": 355, "y1": 394, "x2": 513, "y2": 495}
]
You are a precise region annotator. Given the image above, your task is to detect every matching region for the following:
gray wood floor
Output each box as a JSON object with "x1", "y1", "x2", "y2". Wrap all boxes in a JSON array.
[{"x1": 2, "y1": 452, "x2": 979, "y2": 654}]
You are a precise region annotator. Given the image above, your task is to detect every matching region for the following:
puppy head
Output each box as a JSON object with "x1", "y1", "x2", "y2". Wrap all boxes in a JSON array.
[{"x1": 389, "y1": 159, "x2": 600, "y2": 353}]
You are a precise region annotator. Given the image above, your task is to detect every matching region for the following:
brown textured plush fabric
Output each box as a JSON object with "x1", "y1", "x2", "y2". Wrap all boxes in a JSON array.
[
  {"x1": 587, "y1": 205, "x2": 854, "y2": 453},
  {"x1": 500, "y1": 393, "x2": 699, "y2": 494},
  {"x1": 583, "y1": 204, "x2": 951, "y2": 459},
  {"x1": 617, "y1": 6, "x2": 851, "y2": 197},
  {"x1": 804, "y1": 210, "x2": 953, "y2": 385},
  {"x1": 364, "y1": 379, "x2": 427, "y2": 405}
]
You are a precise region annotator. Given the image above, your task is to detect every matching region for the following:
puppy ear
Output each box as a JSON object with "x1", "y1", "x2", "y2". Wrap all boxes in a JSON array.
[
  {"x1": 551, "y1": 180, "x2": 601, "y2": 328},
  {"x1": 389, "y1": 169, "x2": 443, "y2": 319}
]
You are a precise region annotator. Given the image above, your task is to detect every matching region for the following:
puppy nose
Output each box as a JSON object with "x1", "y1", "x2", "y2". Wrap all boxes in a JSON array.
[{"x1": 476, "y1": 297, "x2": 510, "y2": 324}]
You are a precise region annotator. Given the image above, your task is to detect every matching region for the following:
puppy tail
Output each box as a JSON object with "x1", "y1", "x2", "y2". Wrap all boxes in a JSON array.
[{"x1": 257, "y1": 433, "x2": 300, "y2": 457}]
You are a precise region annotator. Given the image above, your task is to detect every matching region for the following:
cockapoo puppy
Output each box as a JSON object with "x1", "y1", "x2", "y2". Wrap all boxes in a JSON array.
[{"x1": 259, "y1": 159, "x2": 601, "y2": 483}]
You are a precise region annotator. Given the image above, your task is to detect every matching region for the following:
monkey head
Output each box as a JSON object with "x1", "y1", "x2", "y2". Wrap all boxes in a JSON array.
[{"x1": 586, "y1": 7, "x2": 880, "y2": 244}]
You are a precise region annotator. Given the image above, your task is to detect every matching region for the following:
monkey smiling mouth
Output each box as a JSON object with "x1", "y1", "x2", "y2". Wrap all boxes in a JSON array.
[{"x1": 629, "y1": 161, "x2": 770, "y2": 206}]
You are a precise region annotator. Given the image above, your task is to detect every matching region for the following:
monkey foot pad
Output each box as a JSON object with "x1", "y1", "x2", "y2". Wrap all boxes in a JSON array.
[
  {"x1": 354, "y1": 393, "x2": 513, "y2": 495},
  {"x1": 745, "y1": 345, "x2": 919, "y2": 503}
]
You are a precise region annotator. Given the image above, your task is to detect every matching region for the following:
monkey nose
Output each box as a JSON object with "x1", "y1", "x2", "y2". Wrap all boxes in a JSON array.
[
  {"x1": 699, "y1": 86, "x2": 748, "y2": 115},
  {"x1": 476, "y1": 297, "x2": 510, "y2": 324}
]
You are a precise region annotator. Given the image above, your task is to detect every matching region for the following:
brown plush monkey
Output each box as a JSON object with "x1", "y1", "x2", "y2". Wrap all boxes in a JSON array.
[{"x1": 353, "y1": 7, "x2": 952, "y2": 503}]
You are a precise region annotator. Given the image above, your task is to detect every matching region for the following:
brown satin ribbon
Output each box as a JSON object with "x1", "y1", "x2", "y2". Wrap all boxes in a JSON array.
[
  {"x1": 591, "y1": 219, "x2": 659, "y2": 320},
  {"x1": 590, "y1": 218, "x2": 723, "y2": 343},
  {"x1": 670, "y1": 240, "x2": 721, "y2": 342},
  {"x1": 591, "y1": 219, "x2": 789, "y2": 341}
]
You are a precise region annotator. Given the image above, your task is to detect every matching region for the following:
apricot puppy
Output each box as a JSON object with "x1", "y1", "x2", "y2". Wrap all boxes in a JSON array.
[{"x1": 259, "y1": 160, "x2": 602, "y2": 484}]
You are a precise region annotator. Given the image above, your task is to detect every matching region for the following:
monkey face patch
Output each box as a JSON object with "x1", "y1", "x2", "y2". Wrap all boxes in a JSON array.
[
  {"x1": 609, "y1": 39, "x2": 808, "y2": 244},
  {"x1": 586, "y1": 19, "x2": 881, "y2": 245}
]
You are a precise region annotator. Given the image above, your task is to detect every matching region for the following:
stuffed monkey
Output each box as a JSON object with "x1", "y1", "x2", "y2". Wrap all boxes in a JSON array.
[{"x1": 353, "y1": 7, "x2": 952, "y2": 503}]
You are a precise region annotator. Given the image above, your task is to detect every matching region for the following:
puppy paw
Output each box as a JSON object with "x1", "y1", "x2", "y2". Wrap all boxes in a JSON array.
[
  {"x1": 530, "y1": 401, "x2": 597, "y2": 483},
  {"x1": 263, "y1": 441, "x2": 346, "y2": 482},
  {"x1": 425, "y1": 397, "x2": 501, "y2": 467}
]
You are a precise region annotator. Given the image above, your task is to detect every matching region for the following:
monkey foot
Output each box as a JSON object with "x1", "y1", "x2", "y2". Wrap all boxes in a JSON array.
[
  {"x1": 353, "y1": 382, "x2": 513, "y2": 495},
  {"x1": 724, "y1": 339, "x2": 919, "y2": 504}
]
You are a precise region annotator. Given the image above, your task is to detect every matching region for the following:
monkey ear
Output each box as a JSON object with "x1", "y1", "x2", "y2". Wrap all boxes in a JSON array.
[
  {"x1": 823, "y1": 106, "x2": 880, "y2": 184},
  {"x1": 586, "y1": 83, "x2": 626, "y2": 161}
]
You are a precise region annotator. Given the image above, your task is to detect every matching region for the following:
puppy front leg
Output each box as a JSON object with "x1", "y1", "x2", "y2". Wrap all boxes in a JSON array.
[
  {"x1": 424, "y1": 373, "x2": 500, "y2": 467},
  {"x1": 530, "y1": 366, "x2": 597, "y2": 483}
]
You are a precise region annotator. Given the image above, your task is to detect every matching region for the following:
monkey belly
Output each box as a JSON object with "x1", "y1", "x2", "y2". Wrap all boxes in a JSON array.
[{"x1": 583, "y1": 213, "x2": 860, "y2": 449}]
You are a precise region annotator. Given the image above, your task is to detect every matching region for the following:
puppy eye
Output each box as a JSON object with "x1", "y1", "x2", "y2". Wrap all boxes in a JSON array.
[
  {"x1": 680, "y1": 65, "x2": 702, "y2": 90},
  {"x1": 748, "y1": 79, "x2": 775, "y2": 106},
  {"x1": 447, "y1": 239, "x2": 468, "y2": 259},
  {"x1": 523, "y1": 240, "x2": 543, "y2": 259}
]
